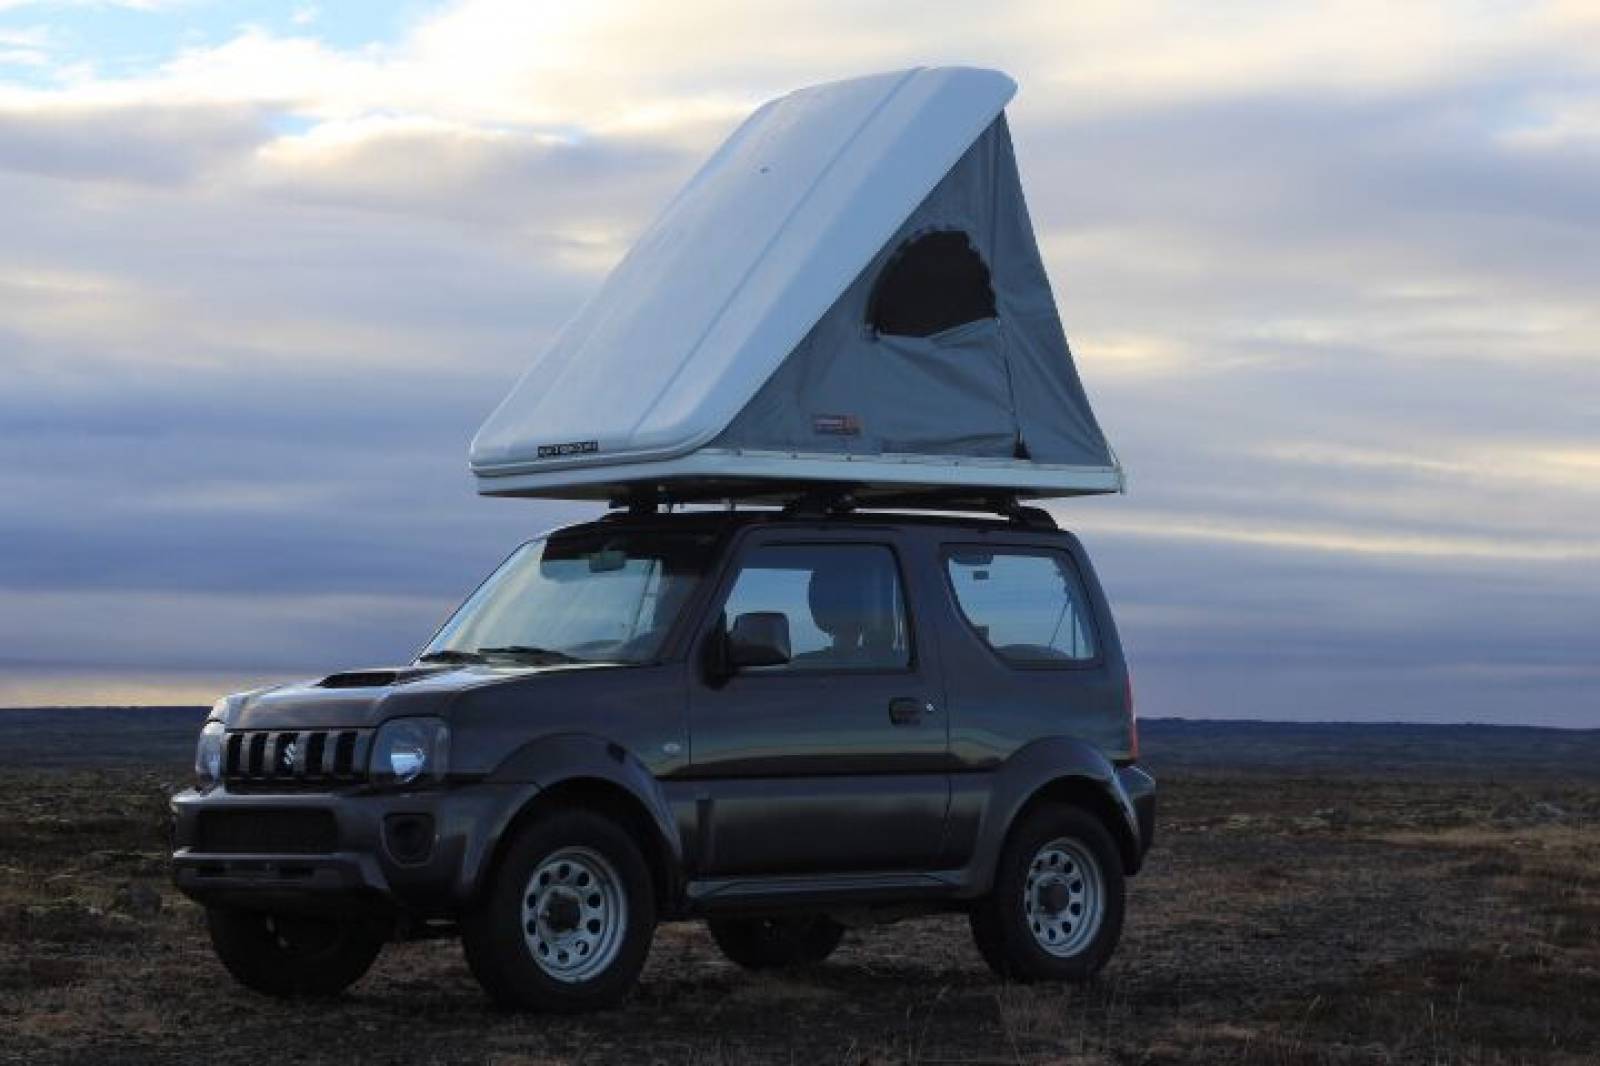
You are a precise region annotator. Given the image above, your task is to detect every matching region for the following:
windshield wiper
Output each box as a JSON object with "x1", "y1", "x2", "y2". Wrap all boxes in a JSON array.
[
  {"x1": 417, "y1": 648, "x2": 487, "y2": 664},
  {"x1": 475, "y1": 645, "x2": 586, "y2": 664}
]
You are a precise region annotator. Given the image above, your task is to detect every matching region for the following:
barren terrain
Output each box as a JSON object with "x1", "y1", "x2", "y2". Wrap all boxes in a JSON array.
[{"x1": 1, "y1": 711, "x2": 1596, "y2": 1065}]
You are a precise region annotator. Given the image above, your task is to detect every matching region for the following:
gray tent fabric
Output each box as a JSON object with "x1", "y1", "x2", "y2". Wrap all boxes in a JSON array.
[{"x1": 714, "y1": 115, "x2": 1112, "y2": 468}]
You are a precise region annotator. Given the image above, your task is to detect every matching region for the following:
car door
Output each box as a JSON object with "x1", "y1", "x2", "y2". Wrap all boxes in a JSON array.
[{"x1": 682, "y1": 529, "x2": 949, "y2": 877}]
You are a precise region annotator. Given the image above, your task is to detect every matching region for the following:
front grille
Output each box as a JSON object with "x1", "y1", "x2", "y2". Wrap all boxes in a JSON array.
[
  {"x1": 195, "y1": 809, "x2": 337, "y2": 854},
  {"x1": 223, "y1": 729, "x2": 371, "y2": 789}
]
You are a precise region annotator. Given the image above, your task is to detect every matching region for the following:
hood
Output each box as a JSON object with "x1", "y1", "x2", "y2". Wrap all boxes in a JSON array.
[{"x1": 224, "y1": 661, "x2": 616, "y2": 731}]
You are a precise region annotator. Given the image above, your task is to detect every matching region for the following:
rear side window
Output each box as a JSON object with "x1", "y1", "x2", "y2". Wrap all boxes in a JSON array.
[{"x1": 945, "y1": 548, "x2": 1097, "y2": 665}]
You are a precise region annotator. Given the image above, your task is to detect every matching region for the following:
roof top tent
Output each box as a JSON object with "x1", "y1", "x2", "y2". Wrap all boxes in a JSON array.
[{"x1": 470, "y1": 66, "x2": 1122, "y2": 506}]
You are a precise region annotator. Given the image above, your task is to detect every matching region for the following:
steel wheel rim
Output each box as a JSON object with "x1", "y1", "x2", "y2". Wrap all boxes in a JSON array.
[
  {"x1": 521, "y1": 846, "x2": 627, "y2": 983},
  {"x1": 1022, "y1": 836, "x2": 1103, "y2": 958}
]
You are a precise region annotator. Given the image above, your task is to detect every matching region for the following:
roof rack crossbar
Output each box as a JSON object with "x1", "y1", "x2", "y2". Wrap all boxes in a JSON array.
[{"x1": 600, "y1": 481, "x2": 1057, "y2": 529}]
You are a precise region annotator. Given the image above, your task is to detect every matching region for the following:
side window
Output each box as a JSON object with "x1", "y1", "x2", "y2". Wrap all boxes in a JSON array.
[
  {"x1": 721, "y1": 544, "x2": 911, "y2": 671},
  {"x1": 945, "y1": 549, "x2": 1097, "y2": 665}
]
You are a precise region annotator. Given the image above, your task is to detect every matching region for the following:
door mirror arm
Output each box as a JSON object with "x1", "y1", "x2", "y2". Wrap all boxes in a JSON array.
[{"x1": 703, "y1": 624, "x2": 732, "y2": 685}]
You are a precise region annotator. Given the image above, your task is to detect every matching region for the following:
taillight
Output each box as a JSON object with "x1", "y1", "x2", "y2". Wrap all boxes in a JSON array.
[{"x1": 1126, "y1": 671, "x2": 1139, "y2": 761}]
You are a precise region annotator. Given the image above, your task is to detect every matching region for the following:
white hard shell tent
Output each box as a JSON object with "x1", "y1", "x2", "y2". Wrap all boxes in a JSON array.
[{"x1": 470, "y1": 66, "x2": 1121, "y2": 503}]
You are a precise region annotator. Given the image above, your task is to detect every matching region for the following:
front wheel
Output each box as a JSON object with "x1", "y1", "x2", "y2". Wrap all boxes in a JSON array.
[
  {"x1": 969, "y1": 805, "x2": 1125, "y2": 982},
  {"x1": 462, "y1": 809, "x2": 656, "y2": 1013},
  {"x1": 707, "y1": 914, "x2": 845, "y2": 970},
  {"x1": 206, "y1": 907, "x2": 384, "y2": 998}
]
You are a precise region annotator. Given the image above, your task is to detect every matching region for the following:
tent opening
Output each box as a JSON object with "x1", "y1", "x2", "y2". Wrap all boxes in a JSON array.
[{"x1": 868, "y1": 230, "x2": 996, "y2": 337}]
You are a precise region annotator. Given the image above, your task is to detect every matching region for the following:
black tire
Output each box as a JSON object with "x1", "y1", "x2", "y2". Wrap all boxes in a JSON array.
[
  {"x1": 206, "y1": 907, "x2": 384, "y2": 998},
  {"x1": 706, "y1": 914, "x2": 845, "y2": 970},
  {"x1": 969, "y1": 805, "x2": 1125, "y2": 982},
  {"x1": 462, "y1": 808, "x2": 656, "y2": 1013}
]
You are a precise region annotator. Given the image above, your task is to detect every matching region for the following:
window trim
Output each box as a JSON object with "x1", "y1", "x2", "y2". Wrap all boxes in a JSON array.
[
  {"x1": 939, "y1": 544, "x2": 1103, "y2": 672},
  {"x1": 703, "y1": 537, "x2": 920, "y2": 679}
]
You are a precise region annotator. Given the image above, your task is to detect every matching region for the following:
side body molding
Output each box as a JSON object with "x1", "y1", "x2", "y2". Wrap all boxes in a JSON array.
[
  {"x1": 961, "y1": 736, "x2": 1143, "y2": 894},
  {"x1": 473, "y1": 733, "x2": 686, "y2": 901}
]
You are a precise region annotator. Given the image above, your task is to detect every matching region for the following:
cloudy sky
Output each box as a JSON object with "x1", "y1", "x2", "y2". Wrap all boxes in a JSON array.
[{"x1": 1, "y1": 1, "x2": 1596, "y2": 726}]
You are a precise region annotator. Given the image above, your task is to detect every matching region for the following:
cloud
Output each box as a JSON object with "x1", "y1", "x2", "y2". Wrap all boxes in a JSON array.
[
  {"x1": 0, "y1": 101, "x2": 268, "y2": 183},
  {"x1": 0, "y1": 1, "x2": 1596, "y2": 723},
  {"x1": 0, "y1": 1, "x2": 182, "y2": 9},
  {"x1": 0, "y1": 588, "x2": 453, "y2": 673},
  {"x1": 0, "y1": 25, "x2": 48, "y2": 66},
  {"x1": 1073, "y1": 511, "x2": 1600, "y2": 564},
  {"x1": 245, "y1": 113, "x2": 701, "y2": 247}
]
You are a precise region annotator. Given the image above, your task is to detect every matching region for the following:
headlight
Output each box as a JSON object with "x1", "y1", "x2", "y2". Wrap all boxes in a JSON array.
[
  {"x1": 194, "y1": 719, "x2": 226, "y2": 790},
  {"x1": 369, "y1": 717, "x2": 450, "y2": 787}
]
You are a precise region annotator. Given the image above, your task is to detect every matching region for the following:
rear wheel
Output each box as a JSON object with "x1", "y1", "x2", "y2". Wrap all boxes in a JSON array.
[
  {"x1": 969, "y1": 805, "x2": 1124, "y2": 982},
  {"x1": 206, "y1": 907, "x2": 384, "y2": 998},
  {"x1": 707, "y1": 914, "x2": 845, "y2": 970},
  {"x1": 462, "y1": 809, "x2": 656, "y2": 1012}
]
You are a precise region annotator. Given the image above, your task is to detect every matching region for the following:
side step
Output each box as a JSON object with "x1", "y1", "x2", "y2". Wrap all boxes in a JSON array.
[{"x1": 685, "y1": 869, "x2": 968, "y2": 914}]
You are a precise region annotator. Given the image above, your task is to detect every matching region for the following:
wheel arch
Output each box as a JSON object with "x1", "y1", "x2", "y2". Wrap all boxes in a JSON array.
[
  {"x1": 1012, "y1": 776, "x2": 1139, "y2": 875},
  {"x1": 966, "y1": 737, "x2": 1144, "y2": 895},
  {"x1": 469, "y1": 733, "x2": 685, "y2": 911}
]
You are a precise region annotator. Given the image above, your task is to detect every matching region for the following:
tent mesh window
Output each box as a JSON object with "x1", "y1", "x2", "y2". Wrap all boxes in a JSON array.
[{"x1": 868, "y1": 230, "x2": 997, "y2": 337}]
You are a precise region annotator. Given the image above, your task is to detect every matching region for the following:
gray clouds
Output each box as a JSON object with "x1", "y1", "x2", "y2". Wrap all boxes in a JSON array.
[
  {"x1": 0, "y1": 102, "x2": 272, "y2": 184},
  {"x1": 0, "y1": 2, "x2": 1595, "y2": 723}
]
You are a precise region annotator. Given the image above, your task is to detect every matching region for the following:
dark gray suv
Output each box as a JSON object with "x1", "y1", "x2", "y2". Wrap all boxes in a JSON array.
[{"x1": 171, "y1": 503, "x2": 1154, "y2": 1012}]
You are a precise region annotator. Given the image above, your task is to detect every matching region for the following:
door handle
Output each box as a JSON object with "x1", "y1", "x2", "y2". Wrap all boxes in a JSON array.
[{"x1": 889, "y1": 697, "x2": 935, "y2": 726}]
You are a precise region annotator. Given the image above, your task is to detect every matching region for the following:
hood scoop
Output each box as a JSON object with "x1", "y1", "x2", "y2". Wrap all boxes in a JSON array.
[{"x1": 317, "y1": 666, "x2": 447, "y2": 689}]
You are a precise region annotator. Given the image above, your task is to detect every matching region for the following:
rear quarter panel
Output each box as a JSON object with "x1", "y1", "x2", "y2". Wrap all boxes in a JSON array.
[{"x1": 909, "y1": 525, "x2": 1134, "y2": 868}]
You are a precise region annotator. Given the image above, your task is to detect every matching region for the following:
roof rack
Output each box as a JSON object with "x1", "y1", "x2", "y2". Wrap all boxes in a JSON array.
[
  {"x1": 785, "y1": 489, "x2": 1057, "y2": 530},
  {"x1": 606, "y1": 482, "x2": 1057, "y2": 530}
]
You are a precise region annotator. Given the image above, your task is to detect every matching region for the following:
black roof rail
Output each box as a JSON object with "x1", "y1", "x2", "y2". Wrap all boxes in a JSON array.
[
  {"x1": 781, "y1": 488, "x2": 1056, "y2": 529},
  {"x1": 858, "y1": 492, "x2": 1057, "y2": 530}
]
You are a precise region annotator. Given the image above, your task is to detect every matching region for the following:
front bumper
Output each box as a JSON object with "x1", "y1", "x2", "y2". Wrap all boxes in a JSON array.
[{"x1": 170, "y1": 780, "x2": 539, "y2": 918}]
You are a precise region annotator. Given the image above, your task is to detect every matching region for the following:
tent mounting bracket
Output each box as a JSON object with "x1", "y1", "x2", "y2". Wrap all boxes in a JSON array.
[
  {"x1": 610, "y1": 486, "x2": 665, "y2": 516},
  {"x1": 780, "y1": 486, "x2": 860, "y2": 519}
]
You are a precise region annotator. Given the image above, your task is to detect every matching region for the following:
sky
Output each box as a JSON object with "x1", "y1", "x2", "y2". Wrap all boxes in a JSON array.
[{"x1": 0, "y1": 1, "x2": 1596, "y2": 726}]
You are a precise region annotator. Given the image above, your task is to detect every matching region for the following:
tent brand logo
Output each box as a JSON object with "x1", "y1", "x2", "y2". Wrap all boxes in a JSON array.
[
  {"x1": 812, "y1": 414, "x2": 861, "y2": 436},
  {"x1": 536, "y1": 440, "x2": 600, "y2": 459}
]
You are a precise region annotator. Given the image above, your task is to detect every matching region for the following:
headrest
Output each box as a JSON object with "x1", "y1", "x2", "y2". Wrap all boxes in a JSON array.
[{"x1": 808, "y1": 565, "x2": 870, "y2": 637}]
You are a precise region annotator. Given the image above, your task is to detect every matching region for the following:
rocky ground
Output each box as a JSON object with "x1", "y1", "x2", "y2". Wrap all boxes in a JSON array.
[{"x1": 1, "y1": 714, "x2": 1596, "y2": 1064}]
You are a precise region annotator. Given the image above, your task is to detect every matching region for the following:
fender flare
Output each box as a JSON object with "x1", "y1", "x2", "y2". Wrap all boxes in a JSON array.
[
  {"x1": 965, "y1": 736, "x2": 1143, "y2": 894},
  {"x1": 463, "y1": 733, "x2": 684, "y2": 904}
]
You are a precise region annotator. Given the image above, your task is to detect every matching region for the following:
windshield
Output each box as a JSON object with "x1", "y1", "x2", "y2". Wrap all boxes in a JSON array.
[{"x1": 421, "y1": 528, "x2": 718, "y2": 666}]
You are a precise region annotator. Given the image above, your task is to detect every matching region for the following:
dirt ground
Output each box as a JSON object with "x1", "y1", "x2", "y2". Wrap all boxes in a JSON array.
[{"x1": 2, "y1": 761, "x2": 1596, "y2": 1065}]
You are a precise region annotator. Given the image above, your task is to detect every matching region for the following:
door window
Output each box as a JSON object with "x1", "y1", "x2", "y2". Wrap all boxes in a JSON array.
[
  {"x1": 721, "y1": 544, "x2": 910, "y2": 671},
  {"x1": 945, "y1": 548, "x2": 1097, "y2": 665}
]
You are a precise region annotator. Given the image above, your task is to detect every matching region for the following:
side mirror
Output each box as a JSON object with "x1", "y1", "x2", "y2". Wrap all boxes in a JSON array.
[{"x1": 727, "y1": 611, "x2": 791, "y2": 670}]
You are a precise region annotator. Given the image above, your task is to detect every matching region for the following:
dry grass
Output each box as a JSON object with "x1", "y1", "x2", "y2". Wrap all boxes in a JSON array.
[{"x1": 0, "y1": 768, "x2": 1596, "y2": 1065}]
